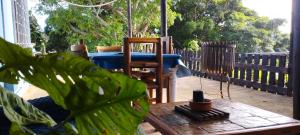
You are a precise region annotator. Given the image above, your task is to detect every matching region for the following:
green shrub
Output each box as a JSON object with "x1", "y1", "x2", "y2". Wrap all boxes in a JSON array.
[{"x1": 184, "y1": 40, "x2": 200, "y2": 51}]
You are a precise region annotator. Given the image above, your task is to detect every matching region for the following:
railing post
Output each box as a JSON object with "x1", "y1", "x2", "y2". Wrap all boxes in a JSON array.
[{"x1": 253, "y1": 54, "x2": 260, "y2": 90}]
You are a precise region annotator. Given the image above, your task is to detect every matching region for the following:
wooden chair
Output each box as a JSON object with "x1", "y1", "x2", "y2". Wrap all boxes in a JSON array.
[
  {"x1": 140, "y1": 36, "x2": 174, "y2": 103},
  {"x1": 70, "y1": 39, "x2": 89, "y2": 59},
  {"x1": 124, "y1": 37, "x2": 164, "y2": 103}
]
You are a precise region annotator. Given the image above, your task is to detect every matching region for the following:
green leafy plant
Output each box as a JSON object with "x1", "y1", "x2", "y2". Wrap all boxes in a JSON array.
[
  {"x1": 0, "y1": 38, "x2": 149, "y2": 134},
  {"x1": 184, "y1": 40, "x2": 200, "y2": 51}
]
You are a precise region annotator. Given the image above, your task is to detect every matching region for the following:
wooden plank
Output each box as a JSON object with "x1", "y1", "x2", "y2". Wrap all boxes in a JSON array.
[
  {"x1": 191, "y1": 51, "x2": 196, "y2": 75},
  {"x1": 127, "y1": 37, "x2": 160, "y2": 43},
  {"x1": 197, "y1": 50, "x2": 202, "y2": 76},
  {"x1": 192, "y1": 51, "x2": 197, "y2": 75},
  {"x1": 218, "y1": 123, "x2": 300, "y2": 135},
  {"x1": 261, "y1": 55, "x2": 269, "y2": 91},
  {"x1": 228, "y1": 52, "x2": 233, "y2": 78},
  {"x1": 233, "y1": 53, "x2": 240, "y2": 85},
  {"x1": 185, "y1": 50, "x2": 189, "y2": 67},
  {"x1": 246, "y1": 54, "x2": 253, "y2": 88},
  {"x1": 268, "y1": 55, "x2": 277, "y2": 93},
  {"x1": 287, "y1": 62, "x2": 293, "y2": 96},
  {"x1": 253, "y1": 54, "x2": 260, "y2": 90},
  {"x1": 189, "y1": 50, "x2": 192, "y2": 69},
  {"x1": 277, "y1": 55, "x2": 287, "y2": 95},
  {"x1": 181, "y1": 49, "x2": 185, "y2": 65},
  {"x1": 239, "y1": 54, "x2": 246, "y2": 86},
  {"x1": 181, "y1": 49, "x2": 186, "y2": 65},
  {"x1": 145, "y1": 113, "x2": 179, "y2": 135}
]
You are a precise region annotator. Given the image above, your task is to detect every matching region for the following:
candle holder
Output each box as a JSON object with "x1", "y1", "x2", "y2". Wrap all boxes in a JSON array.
[
  {"x1": 193, "y1": 90, "x2": 204, "y2": 102},
  {"x1": 190, "y1": 90, "x2": 212, "y2": 112}
]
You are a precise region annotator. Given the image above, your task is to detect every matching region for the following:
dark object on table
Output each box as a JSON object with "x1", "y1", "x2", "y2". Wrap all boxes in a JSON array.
[
  {"x1": 189, "y1": 99, "x2": 212, "y2": 112},
  {"x1": 175, "y1": 104, "x2": 229, "y2": 121},
  {"x1": 192, "y1": 90, "x2": 204, "y2": 102},
  {"x1": 201, "y1": 41, "x2": 236, "y2": 99}
]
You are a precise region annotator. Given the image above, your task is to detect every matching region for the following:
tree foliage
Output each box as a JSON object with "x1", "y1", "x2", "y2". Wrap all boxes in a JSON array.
[
  {"x1": 44, "y1": 22, "x2": 70, "y2": 52},
  {"x1": 169, "y1": 0, "x2": 290, "y2": 53},
  {"x1": 29, "y1": 11, "x2": 45, "y2": 52},
  {"x1": 36, "y1": 0, "x2": 178, "y2": 51}
]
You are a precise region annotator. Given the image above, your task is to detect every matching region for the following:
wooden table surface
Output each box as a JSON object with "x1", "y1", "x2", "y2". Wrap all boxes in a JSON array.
[{"x1": 145, "y1": 99, "x2": 300, "y2": 135}]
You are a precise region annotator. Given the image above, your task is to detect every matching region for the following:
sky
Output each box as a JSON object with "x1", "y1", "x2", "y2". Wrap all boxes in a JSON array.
[
  {"x1": 27, "y1": 0, "x2": 292, "y2": 33},
  {"x1": 27, "y1": 0, "x2": 48, "y2": 29},
  {"x1": 242, "y1": 0, "x2": 292, "y2": 33}
]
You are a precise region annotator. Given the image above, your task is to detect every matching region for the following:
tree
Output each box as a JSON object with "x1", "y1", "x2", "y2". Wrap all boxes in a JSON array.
[
  {"x1": 36, "y1": 0, "x2": 178, "y2": 50},
  {"x1": 29, "y1": 11, "x2": 45, "y2": 52},
  {"x1": 44, "y1": 22, "x2": 70, "y2": 52},
  {"x1": 169, "y1": 0, "x2": 290, "y2": 53}
]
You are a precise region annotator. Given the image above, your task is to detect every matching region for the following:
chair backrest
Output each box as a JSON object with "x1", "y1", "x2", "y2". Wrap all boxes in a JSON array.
[
  {"x1": 70, "y1": 40, "x2": 89, "y2": 59},
  {"x1": 129, "y1": 36, "x2": 173, "y2": 54},
  {"x1": 123, "y1": 37, "x2": 164, "y2": 75},
  {"x1": 95, "y1": 46, "x2": 122, "y2": 52},
  {"x1": 165, "y1": 36, "x2": 174, "y2": 54}
]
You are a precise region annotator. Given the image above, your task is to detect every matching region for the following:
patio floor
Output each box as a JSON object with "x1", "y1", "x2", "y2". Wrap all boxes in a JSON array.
[
  {"x1": 21, "y1": 76, "x2": 293, "y2": 117},
  {"x1": 175, "y1": 76, "x2": 293, "y2": 117}
]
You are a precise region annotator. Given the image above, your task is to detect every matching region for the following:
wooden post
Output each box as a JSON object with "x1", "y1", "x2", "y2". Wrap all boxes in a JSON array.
[
  {"x1": 127, "y1": 0, "x2": 132, "y2": 37},
  {"x1": 160, "y1": 0, "x2": 167, "y2": 53},
  {"x1": 292, "y1": 0, "x2": 300, "y2": 120},
  {"x1": 160, "y1": 0, "x2": 167, "y2": 37}
]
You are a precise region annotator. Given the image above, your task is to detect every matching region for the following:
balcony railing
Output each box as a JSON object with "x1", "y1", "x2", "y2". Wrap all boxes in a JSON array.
[{"x1": 174, "y1": 49, "x2": 291, "y2": 96}]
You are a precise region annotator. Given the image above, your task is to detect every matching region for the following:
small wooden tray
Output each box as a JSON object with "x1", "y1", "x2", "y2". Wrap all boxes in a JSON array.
[{"x1": 174, "y1": 105, "x2": 229, "y2": 121}]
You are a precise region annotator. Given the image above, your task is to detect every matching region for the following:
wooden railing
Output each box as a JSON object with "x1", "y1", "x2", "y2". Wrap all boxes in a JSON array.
[{"x1": 174, "y1": 49, "x2": 292, "y2": 96}]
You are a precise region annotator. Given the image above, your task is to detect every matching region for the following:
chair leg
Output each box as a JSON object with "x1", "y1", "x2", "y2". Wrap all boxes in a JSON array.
[
  {"x1": 162, "y1": 75, "x2": 171, "y2": 103},
  {"x1": 166, "y1": 79, "x2": 170, "y2": 103},
  {"x1": 227, "y1": 76, "x2": 231, "y2": 100},
  {"x1": 220, "y1": 76, "x2": 224, "y2": 99},
  {"x1": 149, "y1": 89, "x2": 153, "y2": 98}
]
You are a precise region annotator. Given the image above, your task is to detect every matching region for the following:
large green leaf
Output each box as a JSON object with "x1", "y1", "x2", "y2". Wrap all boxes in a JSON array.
[
  {"x1": 0, "y1": 38, "x2": 149, "y2": 134},
  {"x1": 0, "y1": 86, "x2": 56, "y2": 134}
]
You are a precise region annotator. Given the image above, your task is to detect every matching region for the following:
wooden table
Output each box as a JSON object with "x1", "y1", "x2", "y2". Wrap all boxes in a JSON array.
[{"x1": 145, "y1": 99, "x2": 300, "y2": 135}]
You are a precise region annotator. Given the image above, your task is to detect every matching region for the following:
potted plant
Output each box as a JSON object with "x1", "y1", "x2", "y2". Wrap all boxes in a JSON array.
[{"x1": 0, "y1": 38, "x2": 149, "y2": 134}]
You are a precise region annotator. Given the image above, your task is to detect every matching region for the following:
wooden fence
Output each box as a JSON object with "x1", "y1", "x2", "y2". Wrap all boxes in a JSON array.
[{"x1": 174, "y1": 49, "x2": 292, "y2": 96}]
